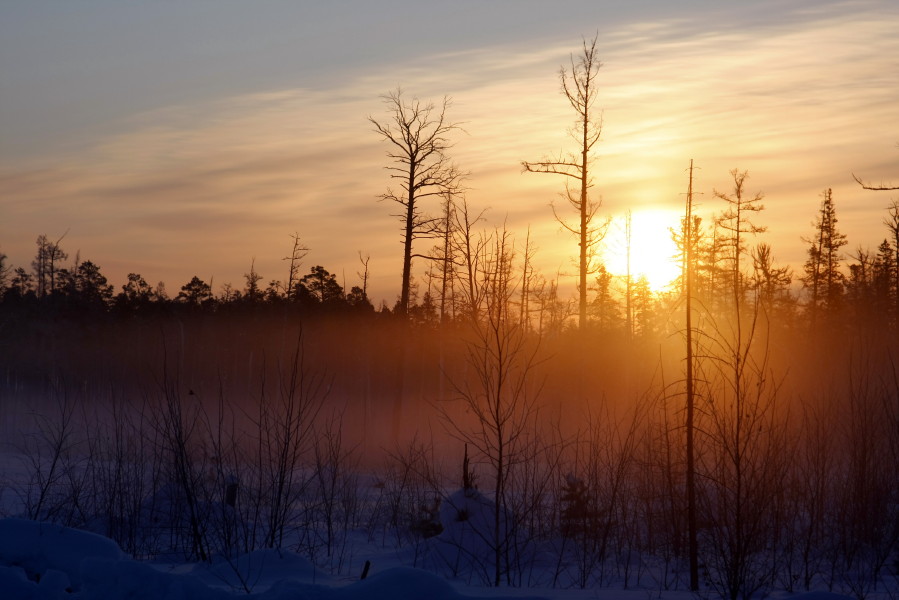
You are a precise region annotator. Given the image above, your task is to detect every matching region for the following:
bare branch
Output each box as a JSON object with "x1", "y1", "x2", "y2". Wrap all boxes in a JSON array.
[{"x1": 852, "y1": 172, "x2": 899, "y2": 191}]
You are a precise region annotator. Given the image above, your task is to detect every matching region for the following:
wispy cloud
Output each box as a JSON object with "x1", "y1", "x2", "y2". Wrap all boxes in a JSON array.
[{"x1": 2, "y1": 1, "x2": 897, "y2": 302}]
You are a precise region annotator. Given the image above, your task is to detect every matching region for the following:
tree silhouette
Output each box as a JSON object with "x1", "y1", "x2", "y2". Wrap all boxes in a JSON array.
[
  {"x1": 243, "y1": 259, "x2": 264, "y2": 304},
  {"x1": 886, "y1": 201, "x2": 899, "y2": 328},
  {"x1": 802, "y1": 189, "x2": 847, "y2": 322},
  {"x1": 65, "y1": 260, "x2": 114, "y2": 309},
  {"x1": 116, "y1": 273, "x2": 156, "y2": 311},
  {"x1": 750, "y1": 243, "x2": 793, "y2": 320},
  {"x1": 523, "y1": 35, "x2": 607, "y2": 330},
  {"x1": 714, "y1": 169, "x2": 766, "y2": 312},
  {"x1": 370, "y1": 89, "x2": 464, "y2": 317},
  {"x1": 177, "y1": 276, "x2": 213, "y2": 307},
  {"x1": 0, "y1": 248, "x2": 11, "y2": 294},
  {"x1": 299, "y1": 265, "x2": 345, "y2": 307},
  {"x1": 32, "y1": 233, "x2": 68, "y2": 298}
]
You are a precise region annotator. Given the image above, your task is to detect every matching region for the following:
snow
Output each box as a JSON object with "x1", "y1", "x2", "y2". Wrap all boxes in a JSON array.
[
  {"x1": 0, "y1": 515, "x2": 875, "y2": 600},
  {"x1": 0, "y1": 518, "x2": 555, "y2": 600},
  {"x1": 0, "y1": 454, "x2": 879, "y2": 600}
]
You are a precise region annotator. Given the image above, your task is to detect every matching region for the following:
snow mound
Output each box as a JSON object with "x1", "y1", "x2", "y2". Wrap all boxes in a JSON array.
[
  {"x1": 79, "y1": 557, "x2": 234, "y2": 600},
  {"x1": 0, "y1": 518, "x2": 549, "y2": 600},
  {"x1": 0, "y1": 518, "x2": 125, "y2": 592},
  {"x1": 422, "y1": 488, "x2": 527, "y2": 585}
]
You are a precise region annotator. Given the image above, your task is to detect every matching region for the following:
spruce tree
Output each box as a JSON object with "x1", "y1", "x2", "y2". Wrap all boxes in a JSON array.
[{"x1": 802, "y1": 189, "x2": 847, "y2": 323}]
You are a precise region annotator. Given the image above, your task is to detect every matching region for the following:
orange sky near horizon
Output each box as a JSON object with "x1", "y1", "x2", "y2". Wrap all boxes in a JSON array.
[{"x1": 2, "y1": 2, "x2": 897, "y2": 307}]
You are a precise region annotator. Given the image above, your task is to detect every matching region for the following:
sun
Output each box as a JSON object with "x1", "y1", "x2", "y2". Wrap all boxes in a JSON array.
[{"x1": 602, "y1": 209, "x2": 681, "y2": 292}]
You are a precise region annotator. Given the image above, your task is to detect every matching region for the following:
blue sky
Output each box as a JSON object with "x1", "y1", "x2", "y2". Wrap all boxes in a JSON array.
[{"x1": 2, "y1": 0, "x2": 897, "y2": 303}]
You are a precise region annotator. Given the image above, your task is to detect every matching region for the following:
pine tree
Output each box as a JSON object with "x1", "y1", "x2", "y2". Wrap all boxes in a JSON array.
[
  {"x1": 750, "y1": 243, "x2": 793, "y2": 321},
  {"x1": 801, "y1": 189, "x2": 847, "y2": 324}
]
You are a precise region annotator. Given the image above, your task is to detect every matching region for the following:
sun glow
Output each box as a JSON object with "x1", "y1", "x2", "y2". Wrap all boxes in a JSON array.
[{"x1": 603, "y1": 209, "x2": 682, "y2": 293}]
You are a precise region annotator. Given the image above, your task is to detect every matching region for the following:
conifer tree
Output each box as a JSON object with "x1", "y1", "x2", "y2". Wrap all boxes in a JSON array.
[
  {"x1": 802, "y1": 189, "x2": 847, "y2": 323},
  {"x1": 714, "y1": 169, "x2": 766, "y2": 314}
]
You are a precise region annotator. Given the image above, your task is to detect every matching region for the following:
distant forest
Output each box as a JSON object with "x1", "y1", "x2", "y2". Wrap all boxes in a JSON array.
[{"x1": 1, "y1": 180, "x2": 897, "y2": 341}]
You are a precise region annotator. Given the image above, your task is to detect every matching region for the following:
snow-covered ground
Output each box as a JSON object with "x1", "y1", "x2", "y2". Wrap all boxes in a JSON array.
[
  {"x1": 0, "y1": 517, "x2": 867, "y2": 600},
  {"x1": 1, "y1": 393, "x2": 894, "y2": 600}
]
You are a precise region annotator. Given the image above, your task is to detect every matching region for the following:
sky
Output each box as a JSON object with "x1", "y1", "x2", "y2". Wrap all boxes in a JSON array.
[{"x1": 2, "y1": 0, "x2": 898, "y2": 305}]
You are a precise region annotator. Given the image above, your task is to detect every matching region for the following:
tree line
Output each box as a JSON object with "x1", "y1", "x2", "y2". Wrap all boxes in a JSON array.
[{"x1": 1, "y1": 182, "x2": 896, "y2": 337}]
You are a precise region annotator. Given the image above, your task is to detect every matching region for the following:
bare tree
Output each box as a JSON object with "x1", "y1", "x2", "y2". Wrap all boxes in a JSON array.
[
  {"x1": 623, "y1": 211, "x2": 634, "y2": 341},
  {"x1": 282, "y1": 232, "x2": 309, "y2": 302},
  {"x1": 439, "y1": 227, "x2": 543, "y2": 586},
  {"x1": 431, "y1": 191, "x2": 457, "y2": 324},
  {"x1": 682, "y1": 160, "x2": 700, "y2": 591},
  {"x1": 699, "y1": 170, "x2": 786, "y2": 600},
  {"x1": 518, "y1": 227, "x2": 537, "y2": 331},
  {"x1": 32, "y1": 232, "x2": 69, "y2": 298},
  {"x1": 523, "y1": 35, "x2": 608, "y2": 330},
  {"x1": 714, "y1": 169, "x2": 767, "y2": 315},
  {"x1": 370, "y1": 89, "x2": 465, "y2": 316},
  {"x1": 451, "y1": 196, "x2": 490, "y2": 323},
  {"x1": 357, "y1": 251, "x2": 372, "y2": 305}
]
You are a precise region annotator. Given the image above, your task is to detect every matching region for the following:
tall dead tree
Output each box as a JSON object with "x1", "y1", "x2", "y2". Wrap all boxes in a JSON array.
[
  {"x1": 714, "y1": 169, "x2": 766, "y2": 332},
  {"x1": 452, "y1": 197, "x2": 490, "y2": 323},
  {"x1": 683, "y1": 160, "x2": 700, "y2": 592},
  {"x1": 357, "y1": 251, "x2": 371, "y2": 304},
  {"x1": 624, "y1": 210, "x2": 634, "y2": 341},
  {"x1": 283, "y1": 232, "x2": 309, "y2": 301},
  {"x1": 523, "y1": 35, "x2": 607, "y2": 330},
  {"x1": 371, "y1": 89, "x2": 464, "y2": 316}
]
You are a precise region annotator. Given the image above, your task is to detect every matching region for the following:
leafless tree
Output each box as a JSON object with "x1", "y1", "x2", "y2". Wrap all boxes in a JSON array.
[
  {"x1": 439, "y1": 227, "x2": 544, "y2": 586},
  {"x1": 371, "y1": 89, "x2": 465, "y2": 316},
  {"x1": 518, "y1": 228, "x2": 537, "y2": 331},
  {"x1": 681, "y1": 160, "x2": 700, "y2": 591},
  {"x1": 32, "y1": 231, "x2": 69, "y2": 298},
  {"x1": 714, "y1": 169, "x2": 767, "y2": 315},
  {"x1": 623, "y1": 211, "x2": 634, "y2": 340},
  {"x1": 523, "y1": 35, "x2": 608, "y2": 330},
  {"x1": 283, "y1": 232, "x2": 309, "y2": 301},
  {"x1": 451, "y1": 196, "x2": 490, "y2": 323}
]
